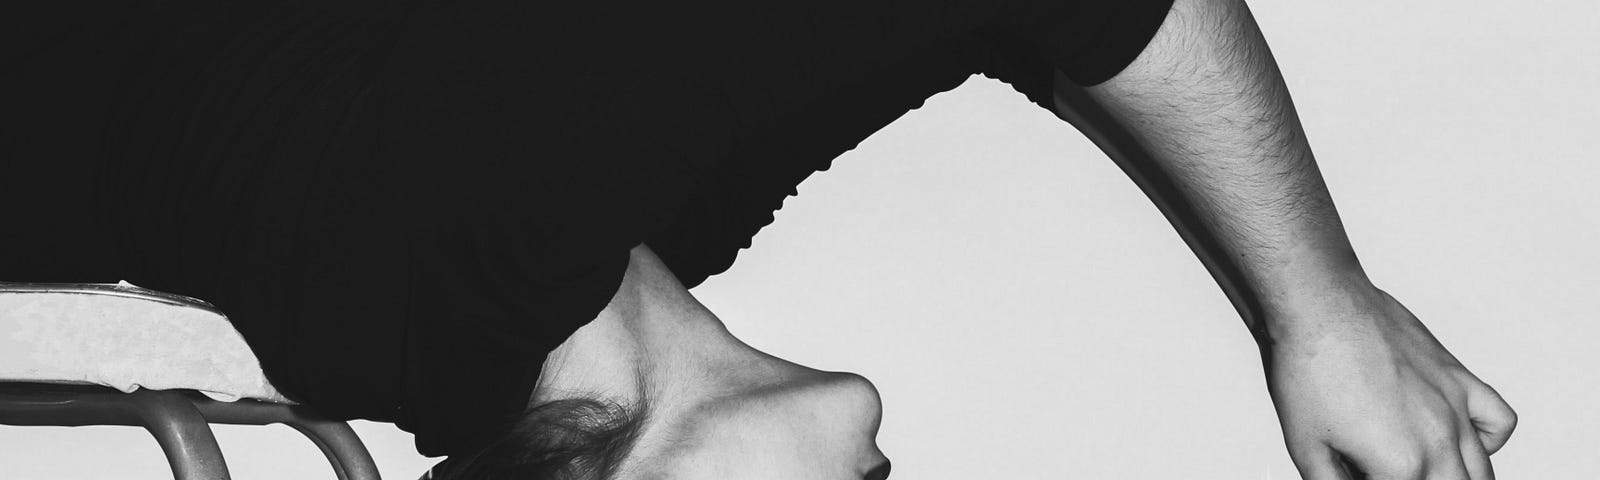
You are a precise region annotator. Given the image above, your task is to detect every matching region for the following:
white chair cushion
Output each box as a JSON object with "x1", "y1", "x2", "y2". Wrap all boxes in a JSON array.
[{"x1": 0, "y1": 281, "x2": 291, "y2": 403}]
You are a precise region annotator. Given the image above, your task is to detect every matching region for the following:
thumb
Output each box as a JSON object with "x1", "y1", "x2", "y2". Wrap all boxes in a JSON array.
[{"x1": 1466, "y1": 379, "x2": 1518, "y2": 455}]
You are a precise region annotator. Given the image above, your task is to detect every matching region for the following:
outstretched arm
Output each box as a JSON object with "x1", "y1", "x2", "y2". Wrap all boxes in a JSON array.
[{"x1": 1047, "y1": 0, "x2": 1516, "y2": 478}]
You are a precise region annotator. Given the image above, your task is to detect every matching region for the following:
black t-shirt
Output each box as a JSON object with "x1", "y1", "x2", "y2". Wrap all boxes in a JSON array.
[{"x1": 1, "y1": 0, "x2": 1173, "y2": 456}]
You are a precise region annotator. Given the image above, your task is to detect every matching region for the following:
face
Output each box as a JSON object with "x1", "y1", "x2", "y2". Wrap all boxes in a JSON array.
[{"x1": 623, "y1": 371, "x2": 891, "y2": 480}]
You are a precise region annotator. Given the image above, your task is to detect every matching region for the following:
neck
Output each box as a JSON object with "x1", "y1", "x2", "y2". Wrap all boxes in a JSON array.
[{"x1": 530, "y1": 246, "x2": 780, "y2": 414}]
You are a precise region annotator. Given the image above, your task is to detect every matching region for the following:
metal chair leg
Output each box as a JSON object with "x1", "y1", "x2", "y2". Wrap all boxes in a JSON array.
[
  {"x1": 2, "y1": 383, "x2": 380, "y2": 480},
  {"x1": 190, "y1": 394, "x2": 382, "y2": 480},
  {"x1": 287, "y1": 418, "x2": 381, "y2": 480},
  {"x1": 127, "y1": 389, "x2": 232, "y2": 480}
]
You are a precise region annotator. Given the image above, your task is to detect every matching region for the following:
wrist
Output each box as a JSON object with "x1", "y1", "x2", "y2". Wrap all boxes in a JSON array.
[{"x1": 1252, "y1": 241, "x2": 1380, "y2": 345}]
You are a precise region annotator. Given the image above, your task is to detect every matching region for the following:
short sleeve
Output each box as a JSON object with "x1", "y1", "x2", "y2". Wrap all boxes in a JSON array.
[
  {"x1": 970, "y1": 0, "x2": 1175, "y2": 111},
  {"x1": 1036, "y1": 0, "x2": 1176, "y2": 87}
]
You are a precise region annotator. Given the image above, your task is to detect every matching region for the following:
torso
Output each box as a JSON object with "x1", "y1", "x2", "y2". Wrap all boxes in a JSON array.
[{"x1": 2, "y1": 0, "x2": 1060, "y2": 456}]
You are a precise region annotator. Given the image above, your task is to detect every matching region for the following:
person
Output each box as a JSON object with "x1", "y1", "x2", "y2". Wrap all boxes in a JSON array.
[{"x1": 0, "y1": 0, "x2": 1516, "y2": 478}]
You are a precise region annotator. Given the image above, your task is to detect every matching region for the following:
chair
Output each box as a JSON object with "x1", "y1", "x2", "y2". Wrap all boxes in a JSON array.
[{"x1": 0, "y1": 282, "x2": 381, "y2": 480}]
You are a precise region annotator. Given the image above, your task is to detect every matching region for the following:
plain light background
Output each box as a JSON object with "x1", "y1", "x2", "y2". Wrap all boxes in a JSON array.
[{"x1": 3, "y1": 1, "x2": 1596, "y2": 478}]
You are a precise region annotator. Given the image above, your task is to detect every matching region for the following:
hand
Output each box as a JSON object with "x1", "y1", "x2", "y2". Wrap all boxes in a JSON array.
[{"x1": 1262, "y1": 288, "x2": 1517, "y2": 479}]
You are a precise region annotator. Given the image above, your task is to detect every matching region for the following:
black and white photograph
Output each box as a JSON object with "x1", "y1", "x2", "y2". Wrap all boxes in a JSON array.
[{"x1": 2, "y1": 0, "x2": 1595, "y2": 478}]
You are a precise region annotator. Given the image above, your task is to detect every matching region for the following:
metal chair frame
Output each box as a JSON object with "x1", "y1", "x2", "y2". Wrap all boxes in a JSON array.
[
  {"x1": 0, "y1": 282, "x2": 381, "y2": 479},
  {"x1": 0, "y1": 383, "x2": 381, "y2": 480}
]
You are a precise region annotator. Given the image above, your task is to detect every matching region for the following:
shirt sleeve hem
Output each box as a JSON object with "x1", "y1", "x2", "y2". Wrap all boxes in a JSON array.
[{"x1": 1058, "y1": 0, "x2": 1176, "y2": 87}]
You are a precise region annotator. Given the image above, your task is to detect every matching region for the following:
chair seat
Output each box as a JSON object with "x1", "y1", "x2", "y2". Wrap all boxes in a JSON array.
[
  {"x1": 1, "y1": 282, "x2": 381, "y2": 480},
  {"x1": 0, "y1": 281, "x2": 290, "y2": 404}
]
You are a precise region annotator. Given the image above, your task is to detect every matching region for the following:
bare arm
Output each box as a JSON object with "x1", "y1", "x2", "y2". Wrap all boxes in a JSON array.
[
  {"x1": 1045, "y1": 0, "x2": 1517, "y2": 479},
  {"x1": 1051, "y1": 0, "x2": 1359, "y2": 345}
]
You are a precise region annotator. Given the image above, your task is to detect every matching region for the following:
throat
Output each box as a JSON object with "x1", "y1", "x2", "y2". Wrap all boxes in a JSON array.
[{"x1": 528, "y1": 245, "x2": 755, "y2": 411}]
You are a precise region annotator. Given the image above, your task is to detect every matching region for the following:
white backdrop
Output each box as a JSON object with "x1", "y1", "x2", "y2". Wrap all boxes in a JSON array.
[{"x1": 3, "y1": 1, "x2": 1596, "y2": 478}]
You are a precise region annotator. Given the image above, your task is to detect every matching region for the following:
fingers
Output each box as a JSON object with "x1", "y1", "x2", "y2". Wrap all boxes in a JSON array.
[
  {"x1": 1366, "y1": 431, "x2": 1489, "y2": 480},
  {"x1": 1460, "y1": 430, "x2": 1496, "y2": 480},
  {"x1": 1336, "y1": 435, "x2": 1473, "y2": 480},
  {"x1": 1300, "y1": 438, "x2": 1494, "y2": 480},
  {"x1": 1289, "y1": 443, "x2": 1354, "y2": 480},
  {"x1": 1421, "y1": 447, "x2": 1471, "y2": 480},
  {"x1": 1466, "y1": 381, "x2": 1518, "y2": 455}
]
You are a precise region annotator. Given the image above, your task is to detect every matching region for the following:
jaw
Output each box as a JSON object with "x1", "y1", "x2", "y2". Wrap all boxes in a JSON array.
[
  {"x1": 531, "y1": 244, "x2": 889, "y2": 479},
  {"x1": 618, "y1": 368, "x2": 888, "y2": 480}
]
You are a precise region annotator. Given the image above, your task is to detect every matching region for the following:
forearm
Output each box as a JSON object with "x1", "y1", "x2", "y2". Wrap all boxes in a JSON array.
[
  {"x1": 1051, "y1": 0, "x2": 1373, "y2": 345},
  {"x1": 1043, "y1": 4, "x2": 1523, "y2": 469}
]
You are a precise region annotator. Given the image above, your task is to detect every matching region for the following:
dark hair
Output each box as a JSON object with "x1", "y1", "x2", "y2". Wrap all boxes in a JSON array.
[{"x1": 427, "y1": 397, "x2": 649, "y2": 480}]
